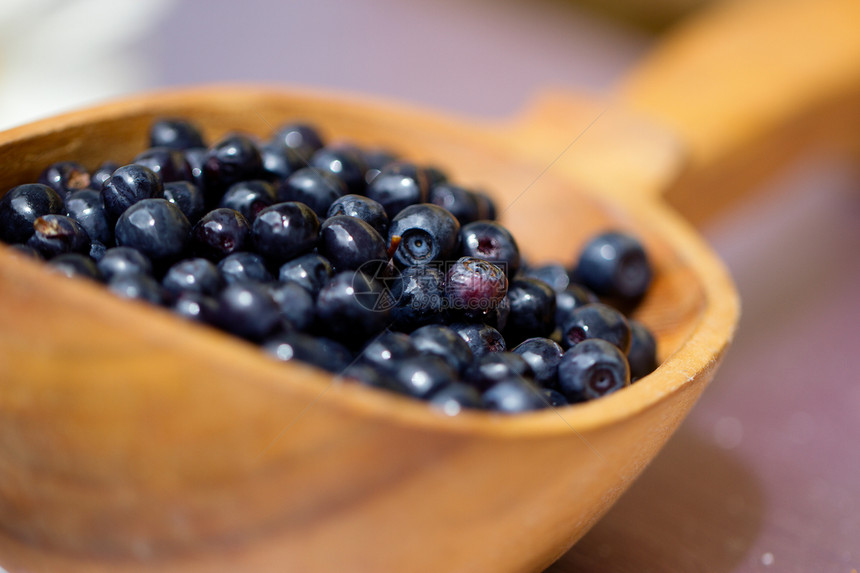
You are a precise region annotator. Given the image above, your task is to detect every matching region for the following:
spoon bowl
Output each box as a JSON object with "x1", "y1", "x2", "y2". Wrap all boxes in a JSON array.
[{"x1": 0, "y1": 85, "x2": 733, "y2": 573}]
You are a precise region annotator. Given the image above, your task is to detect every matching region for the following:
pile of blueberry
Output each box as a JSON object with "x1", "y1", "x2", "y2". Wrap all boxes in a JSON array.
[{"x1": 0, "y1": 118, "x2": 658, "y2": 414}]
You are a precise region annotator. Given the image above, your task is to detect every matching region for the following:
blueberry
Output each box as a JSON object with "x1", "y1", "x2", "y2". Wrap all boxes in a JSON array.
[
  {"x1": 428, "y1": 183, "x2": 480, "y2": 225},
  {"x1": 267, "y1": 281, "x2": 316, "y2": 331},
  {"x1": 88, "y1": 240, "x2": 107, "y2": 261},
  {"x1": 97, "y1": 246, "x2": 153, "y2": 280},
  {"x1": 203, "y1": 134, "x2": 264, "y2": 197},
  {"x1": 278, "y1": 253, "x2": 334, "y2": 296},
  {"x1": 108, "y1": 272, "x2": 164, "y2": 304},
  {"x1": 627, "y1": 319, "x2": 658, "y2": 381},
  {"x1": 318, "y1": 215, "x2": 387, "y2": 272},
  {"x1": 388, "y1": 204, "x2": 460, "y2": 268},
  {"x1": 308, "y1": 143, "x2": 367, "y2": 195},
  {"x1": 149, "y1": 118, "x2": 205, "y2": 150},
  {"x1": 183, "y1": 147, "x2": 208, "y2": 193},
  {"x1": 472, "y1": 191, "x2": 497, "y2": 221},
  {"x1": 190, "y1": 207, "x2": 252, "y2": 261},
  {"x1": 251, "y1": 202, "x2": 319, "y2": 266},
  {"x1": 362, "y1": 148, "x2": 398, "y2": 184},
  {"x1": 270, "y1": 122, "x2": 324, "y2": 162},
  {"x1": 557, "y1": 338, "x2": 630, "y2": 402},
  {"x1": 542, "y1": 388, "x2": 568, "y2": 407},
  {"x1": 326, "y1": 194, "x2": 389, "y2": 237},
  {"x1": 365, "y1": 162, "x2": 430, "y2": 219},
  {"x1": 512, "y1": 337, "x2": 564, "y2": 388},
  {"x1": 65, "y1": 189, "x2": 112, "y2": 245},
  {"x1": 264, "y1": 331, "x2": 354, "y2": 374},
  {"x1": 212, "y1": 281, "x2": 281, "y2": 342},
  {"x1": 101, "y1": 164, "x2": 164, "y2": 223},
  {"x1": 279, "y1": 167, "x2": 346, "y2": 217},
  {"x1": 0, "y1": 183, "x2": 64, "y2": 243},
  {"x1": 170, "y1": 290, "x2": 219, "y2": 323},
  {"x1": 469, "y1": 352, "x2": 534, "y2": 390},
  {"x1": 423, "y1": 165, "x2": 448, "y2": 188},
  {"x1": 560, "y1": 302, "x2": 631, "y2": 352},
  {"x1": 162, "y1": 258, "x2": 222, "y2": 296},
  {"x1": 459, "y1": 220, "x2": 520, "y2": 276},
  {"x1": 504, "y1": 277, "x2": 556, "y2": 342},
  {"x1": 409, "y1": 324, "x2": 474, "y2": 375},
  {"x1": 217, "y1": 251, "x2": 273, "y2": 284},
  {"x1": 315, "y1": 270, "x2": 393, "y2": 344},
  {"x1": 38, "y1": 161, "x2": 91, "y2": 199},
  {"x1": 133, "y1": 147, "x2": 192, "y2": 183},
  {"x1": 449, "y1": 322, "x2": 506, "y2": 359},
  {"x1": 90, "y1": 161, "x2": 120, "y2": 190},
  {"x1": 573, "y1": 231, "x2": 652, "y2": 303},
  {"x1": 390, "y1": 264, "x2": 447, "y2": 331},
  {"x1": 114, "y1": 198, "x2": 191, "y2": 268},
  {"x1": 481, "y1": 378, "x2": 545, "y2": 413},
  {"x1": 260, "y1": 143, "x2": 304, "y2": 181},
  {"x1": 339, "y1": 363, "x2": 396, "y2": 391},
  {"x1": 219, "y1": 180, "x2": 277, "y2": 222},
  {"x1": 163, "y1": 181, "x2": 206, "y2": 224},
  {"x1": 555, "y1": 283, "x2": 599, "y2": 329},
  {"x1": 358, "y1": 331, "x2": 420, "y2": 373},
  {"x1": 389, "y1": 355, "x2": 456, "y2": 399},
  {"x1": 520, "y1": 263, "x2": 571, "y2": 293},
  {"x1": 27, "y1": 215, "x2": 91, "y2": 258},
  {"x1": 445, "y1": 257, "x2": 508, "y2": 319},
  {"x1": 429, "y1": 382, "x2": 483, "y2": 415},
  {"x1": 48, "y1": 253, "x2": 102, "y2": 281}
]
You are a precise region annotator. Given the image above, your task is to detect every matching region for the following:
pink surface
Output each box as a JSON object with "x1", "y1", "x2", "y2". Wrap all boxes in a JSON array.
[{"x1": 141, "y1": 1, "x2": 860, "y2": 570}]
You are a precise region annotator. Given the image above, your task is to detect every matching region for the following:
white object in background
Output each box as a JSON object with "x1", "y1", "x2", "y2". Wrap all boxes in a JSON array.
[{"x1": 0, "y1": 0, "x2": 173, "y2": 130}]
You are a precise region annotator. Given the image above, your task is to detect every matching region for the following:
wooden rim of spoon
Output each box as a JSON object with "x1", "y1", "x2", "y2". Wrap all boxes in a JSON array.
[{"x1": 0, "y1": 0, "x2": 858, "y2": 570}]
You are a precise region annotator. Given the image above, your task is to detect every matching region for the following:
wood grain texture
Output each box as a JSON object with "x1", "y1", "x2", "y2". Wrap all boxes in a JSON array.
[{"x1": 0, "y1": 86, "x2": 738, "y2": 572}]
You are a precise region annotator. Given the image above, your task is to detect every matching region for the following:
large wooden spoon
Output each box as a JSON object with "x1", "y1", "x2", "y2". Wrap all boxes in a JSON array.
[{"x1": 0, "y1": 0, "x2": 857, "y2": 571}]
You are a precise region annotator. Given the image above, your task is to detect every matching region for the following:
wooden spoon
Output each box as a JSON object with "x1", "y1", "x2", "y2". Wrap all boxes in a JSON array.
[{"x1": 0, "y1": 0, "x2": 857, "y2": 571}]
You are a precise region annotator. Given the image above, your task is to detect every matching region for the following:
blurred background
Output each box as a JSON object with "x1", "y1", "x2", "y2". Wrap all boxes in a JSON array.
[{"x1": 1, "y1": 0, "x2": 857, "y2": 571}]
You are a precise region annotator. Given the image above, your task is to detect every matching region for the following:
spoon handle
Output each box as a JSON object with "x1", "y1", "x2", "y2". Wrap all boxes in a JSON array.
[{"x1": 619, "y1": 0, "x2": 860, "y2": 223}]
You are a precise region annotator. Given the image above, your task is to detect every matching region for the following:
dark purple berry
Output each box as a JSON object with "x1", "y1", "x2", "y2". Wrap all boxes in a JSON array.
[
  {"x1": 445, "y1": 257, "x2": 508, "y2": 318},
  {"x1": 560, "y1": 302, "x2": 631, "y2": 352},
  {"x1": 573, "y1": 231, "x2": 652, "y2": 302},
  {"x1": 429, "y1": 183, "x2": 480, "y2": 225},
  {"x1": 0, "y1": 183, "x2": 64, "y2": 243},
  {"x1": 101, "y1": 164, "x2": 163, "y2": 222},
  {"x1": 48, "y1": 253, "x2": 102, "y2": 281},
  {"x1": 459, "y1": 220, "x2": 520, "y2": 276},
  {"x1": 389, "y1": 355, "x2": 456, "y2": 399},
  {"x1": 149, "y1": 118, "x2": 205, "y2": 150},
  {"x1": 504, "y1": 277, "x2": 556, "y2": 342},
  {"x1": 481, "y1": 378, "x2": 545, "y2": 413},
  {"x1": 264, "y1": 331, "x2": 354, "y2": 374},
  {"x1": 449, "y1": 322, "x2": 506, "y2": 359},
  {"x1": 365, "y1": 162, "x2": 430, "y2": 219},
  {"x1": 390, "y1": 264, "x2": 447, "y2": 331},
  {"x1": 388, "y1": 204, "x2": 460, "y2": 268},
  {"x1": 557, "y1": 338, "x2": 630, "y2": 402},
  {"x1": 66, "y1": 189, "x2": 112, "y2": 245},
  {"x1": 318, "y1": 215, "x2": 387, "y2": 272},
  {"x1": 278, "y1": 253, "x2": 334, "y2": 296},
  {"x1": 163, "y1": 181, "x2": 206, "y2": 224},
  {"x1": 27, "y1": 215, "x2": 90, "y2": 258},
  {"x1": 38, "y1": 161, "x2": 91, "y2": 199},
  {"x1": 409, "y1": 324, "x2": 474, "y2": 375},
  {"x1": 203, "y1": 134, "x2": 264, "y2": 196},
  {"x1": 267, "y1": 281, "x2": 316, "y2": 331},
  {"x1": 251, "y1": 202, "x2": 319, "y2": 266},
  {"x1": 270, "y1": 122, "x2": 324, "y2": 162},
  {"x1": 358, "y1": 331, "x2": 420, "y2": 373},
  {"x1": 627, "y1": 319, "x2": 658, "y2": 381},
  {"x1": 212, "y1": 281, "x2": 281, "y2": 342},
  {"x1": 308, "y1": 143, "x2": 367, "y2": 195},
  {"x1": 217, "y1": 251, "x2": 273, "y2": 284},
  {"x1": 108, "y1": 272, "x2": 164, "y2": 304},
  {"x1": 97, "y1": 246, "x2": 153, "y2": 280},
  {"x1": 512, "y1": 337, "x2": 565, "y2": 388},
  {"x1": 114, "y1": 198, "x2": 191, "y2": 268},
  {"x1": 162, "y1": 258, "x2": 222, "y2": 296},
  {"x1": 133, "y1": 147, "x2": 192, "y2": 183},
  {"x1": 191, "y1": 208, "x2": 251, "y2": 261},
  {"x1": 326, "y1": 194, "x2": 389, "y2": 237},
  {"x1": 279, "y1": 167, "x2": 346, "y2": 217},
  {"x1": 315, "y1": 271, "x2": 393, "y2": 344},
  {"x1": 219, "y1": 180, "x2": 277, "y2": 221},
  {"x1": 429, "y1": 382, "x2": 482, "y2": 414}
]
